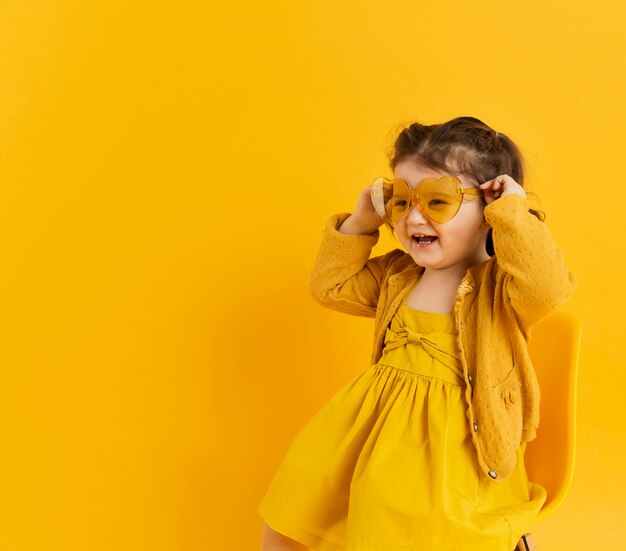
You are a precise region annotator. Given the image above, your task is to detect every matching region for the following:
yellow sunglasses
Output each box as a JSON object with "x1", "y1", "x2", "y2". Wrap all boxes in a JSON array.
[{"x1": 371, "y1": 175, "x2": 500, "y2": 226}]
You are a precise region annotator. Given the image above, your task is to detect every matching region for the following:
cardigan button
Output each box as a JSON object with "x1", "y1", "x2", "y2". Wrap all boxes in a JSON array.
[
  {"x1": 473, "y1": 423, "x2": 478, "y2": 432},
  {"x1": 468, "y1": 373, "x2": 473, "y2": 384},
  {"x1": 488, "y1": 470, "x2": 497, "y2": 479}
]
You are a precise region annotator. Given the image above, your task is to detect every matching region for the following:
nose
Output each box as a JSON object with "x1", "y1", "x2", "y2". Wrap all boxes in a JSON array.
[{"x1": 405, "y1": 199, "x2": 429, "y2": 224}]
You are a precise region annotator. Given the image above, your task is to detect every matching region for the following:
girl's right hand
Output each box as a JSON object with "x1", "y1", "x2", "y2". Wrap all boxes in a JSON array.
[{"x1": 339, "y1": 184, "x2": 386, "y2": 235}]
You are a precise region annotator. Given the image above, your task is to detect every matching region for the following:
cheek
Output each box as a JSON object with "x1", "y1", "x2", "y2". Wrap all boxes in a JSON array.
[
  {"x1": 456, "y1": 204, "x2": 483, "y2": 230},
  {"x1": 444, "y1": 216, "x2": 481, "y2": 241},
  {"x1": 395, "y1": 219, "x2": 409, "y2": 237}
]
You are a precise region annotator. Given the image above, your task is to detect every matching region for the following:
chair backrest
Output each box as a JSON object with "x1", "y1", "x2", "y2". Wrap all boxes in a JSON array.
[{"x1": 525, "y1": 310, "x2": 581, "y2": 522}]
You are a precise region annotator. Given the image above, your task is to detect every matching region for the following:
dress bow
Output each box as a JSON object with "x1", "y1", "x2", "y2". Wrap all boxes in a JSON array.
[{"x1": 384, "y1": 319, "x2": 463, "y2": 376}]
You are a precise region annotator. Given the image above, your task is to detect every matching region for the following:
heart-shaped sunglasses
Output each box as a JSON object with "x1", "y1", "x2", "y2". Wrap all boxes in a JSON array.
[{"x1": 371, "y1": 175, "x2": 501, "y2": 225}]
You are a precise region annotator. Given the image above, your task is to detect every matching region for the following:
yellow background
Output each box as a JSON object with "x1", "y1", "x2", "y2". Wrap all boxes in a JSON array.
[{"x1": 0, "y1": 1, "x2": 623, "y2": 549}]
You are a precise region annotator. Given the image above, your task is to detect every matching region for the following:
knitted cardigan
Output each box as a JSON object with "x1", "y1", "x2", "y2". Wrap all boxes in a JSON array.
[{"x1": 308, "y1": 193, "x2": 577, "y2": 482}]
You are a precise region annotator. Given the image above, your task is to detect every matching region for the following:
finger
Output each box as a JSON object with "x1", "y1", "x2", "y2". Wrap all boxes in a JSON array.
[
  {"x1": 495, "y1": 174, "x2": 512, "y2": 187},
  {"x1": 479, "y1": 181, "x2": 501, "y2": 198}
]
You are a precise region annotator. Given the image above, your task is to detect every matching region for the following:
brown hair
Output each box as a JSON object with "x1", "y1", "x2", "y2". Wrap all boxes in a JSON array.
[{"x1": 385, "y1": 116, "x2": 545, "y2": 255}]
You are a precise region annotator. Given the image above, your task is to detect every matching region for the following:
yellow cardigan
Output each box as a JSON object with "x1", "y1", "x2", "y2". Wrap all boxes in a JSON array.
[{"x1": 309, "y1": 193, "x2": 577, "y2": 483}]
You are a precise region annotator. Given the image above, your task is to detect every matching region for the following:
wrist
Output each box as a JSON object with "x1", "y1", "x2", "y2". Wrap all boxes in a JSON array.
[
  {"x1": 500, "y1": 190, "x2": 527, "y2": 200},
  {"x1": 338, "y1": 214, "x2": 381, "y2": 235},
  {"x1": 485, "y1": 192, "x2": 529, "y2": 212}
]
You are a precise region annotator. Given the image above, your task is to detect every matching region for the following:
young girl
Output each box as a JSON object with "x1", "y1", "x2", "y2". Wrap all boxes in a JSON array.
[{"x1": 258, "y1": 116, "x2": 577, "y2": 551}]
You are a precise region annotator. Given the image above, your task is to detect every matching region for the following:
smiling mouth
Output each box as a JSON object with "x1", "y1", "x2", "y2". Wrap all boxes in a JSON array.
[{"x1": 413, "y1": 235, "x2": 438, "y2": 245}]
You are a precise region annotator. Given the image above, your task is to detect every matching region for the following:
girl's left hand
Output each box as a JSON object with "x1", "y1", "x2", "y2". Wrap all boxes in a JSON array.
[{"x1": 478, "y1": 174, "x2": 526, "y2": 206}]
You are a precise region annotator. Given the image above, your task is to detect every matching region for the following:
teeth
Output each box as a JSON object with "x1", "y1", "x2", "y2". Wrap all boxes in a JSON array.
[{"x1": 413, "y1": 235, "x2": 437, "y2": 242}]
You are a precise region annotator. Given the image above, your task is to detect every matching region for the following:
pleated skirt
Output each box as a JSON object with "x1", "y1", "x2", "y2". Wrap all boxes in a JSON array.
[{"x1": 258, "y1": 303, "x2": 546, "y2": 551}]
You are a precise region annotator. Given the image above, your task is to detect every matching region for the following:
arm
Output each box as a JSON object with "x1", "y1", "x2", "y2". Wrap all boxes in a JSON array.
[
  {"x1": 484, "y1": 193, "x2": 578, "y2": 337},
  {"x1": 309, "y1": 212, "x2": 404, "y2": 317}
]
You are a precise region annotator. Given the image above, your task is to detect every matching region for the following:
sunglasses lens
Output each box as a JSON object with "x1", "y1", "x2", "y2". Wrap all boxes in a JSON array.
[
  {"x1": 418, "y1": 177, "x2": 462, "y2": 223},
  {"x1": 370, "y1": 177, "x2": 395, "y2": 221},
  {"x1": 384, "y1": 180, "x2": 408, "y2": 223}
]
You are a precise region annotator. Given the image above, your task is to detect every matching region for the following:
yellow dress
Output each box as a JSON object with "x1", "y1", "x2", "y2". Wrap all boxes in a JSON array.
[{"x1": 258, "y1": 292, "x2": 547, "y2": 551}]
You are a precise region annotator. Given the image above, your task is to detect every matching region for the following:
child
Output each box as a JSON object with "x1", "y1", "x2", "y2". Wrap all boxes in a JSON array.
[{"x1": 258, "y1": 116, "x2": 577, "y2": 551}]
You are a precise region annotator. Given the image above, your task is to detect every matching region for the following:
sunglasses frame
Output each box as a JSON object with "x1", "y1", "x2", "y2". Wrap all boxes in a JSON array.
[{"x1": 371, "y1": 175, "x2": 500, "y2": 226}]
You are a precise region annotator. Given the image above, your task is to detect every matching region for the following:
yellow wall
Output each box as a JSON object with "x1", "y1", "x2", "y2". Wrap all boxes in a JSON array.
[{"x1": 0, "y1": 1, "x2": 623, "y2": 549}]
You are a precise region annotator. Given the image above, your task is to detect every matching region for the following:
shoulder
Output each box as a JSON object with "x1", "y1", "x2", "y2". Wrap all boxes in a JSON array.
[
  {"x1": 386, "y1": 249, "x2": 418, "y2": 273},
  {"x1": 466, "y1": 255, "x2": 499, "y2": 286},
  {"x1": 382, "y1": 250, "x2": 424, "y2": 288}
]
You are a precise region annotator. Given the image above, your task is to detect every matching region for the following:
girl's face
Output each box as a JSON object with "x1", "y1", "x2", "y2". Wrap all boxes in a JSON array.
[{"x1": 393, "y1": 160, "x2": 491, "y2": 274}]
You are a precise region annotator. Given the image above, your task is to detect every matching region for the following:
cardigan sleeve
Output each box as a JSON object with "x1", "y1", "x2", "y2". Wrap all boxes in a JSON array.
[
  {"x1": 483, "y1": 193, "x2": 578, "y2": 338},
  {"x1": 308, "y1": 212, "x2": 404, "y2": 318}
]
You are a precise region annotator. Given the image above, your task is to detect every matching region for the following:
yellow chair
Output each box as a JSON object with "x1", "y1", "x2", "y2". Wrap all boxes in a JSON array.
[{"x1": 525, "y1": 310, "x2": 582, "y2": 522}]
